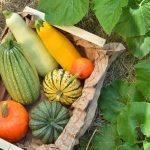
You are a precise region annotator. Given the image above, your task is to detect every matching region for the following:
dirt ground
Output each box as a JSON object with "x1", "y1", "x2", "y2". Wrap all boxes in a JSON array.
[{"x1": 0, "y1": 0, "x2": 138, "y2": 149}]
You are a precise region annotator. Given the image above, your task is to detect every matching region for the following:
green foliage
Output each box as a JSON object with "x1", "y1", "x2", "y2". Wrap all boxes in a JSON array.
[
  {"x1": 77, "y1": 135, "x2": 93, "y2": 150},
  {"x1": 114, "y1": 0, "x2": 150, "y2": 37},
  {"x1": 117, "y1": 102, "x2": 150, "y2": 144},
  {"x1": 99, "y1": 80, "x2": 143, "y2": 123},
  {"x1": 37, "y1": 0, "x2": 89, "y2": 25},
  {"x1": 92, "y1": 124, "x2": 141, "y2": 150},
  {"x1": 92, "y1": 0, "x2": 128, "y2": 35},
  {"x1": 117, "y1": 144, "x2": 141, "y2": 150},
  {"x1": 135, "y1": 59, "x2": 150, "y2": 101},
  {"x1": 91, "y1": 60, "x2": 150, "y2": 150},
  {"x1": 143, "y1": 141, "x2": 150, "y2": 150},
  {"x1": 92, "y1": 0, "x2": 150, "y2": 37},
  {"x1": 127, "y1": 32, "x2": 150, "y2": 58},
  {"x1": 92, "y1": 124, "x2": 122, "y2": 150},
  {"x1": 93, "y1": 0, "x2": 150, "y2": 58}
]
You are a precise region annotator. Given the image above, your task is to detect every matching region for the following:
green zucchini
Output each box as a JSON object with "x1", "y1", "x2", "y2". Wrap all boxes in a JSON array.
[
  {"x1": 3, "y1": 10, "x2": 58, "y2": 77},
  {"x1": 0, "y1": 35, "x2": 40, "y2": 105}
]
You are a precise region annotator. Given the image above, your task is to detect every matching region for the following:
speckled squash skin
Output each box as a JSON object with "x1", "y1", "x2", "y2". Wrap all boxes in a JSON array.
[
  {"x1": 0, "y1": 40, "x2": 40, "y2": 105},
  {"x1": 29, "y1": 101, "x2": 70, "y2": 144},
  {"x1": 43, "y1": 69, "x2": 82, "y2": 105}
]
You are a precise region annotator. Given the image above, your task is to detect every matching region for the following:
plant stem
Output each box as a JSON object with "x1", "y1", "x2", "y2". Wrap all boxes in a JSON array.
[
  {"x1": 56, "y1": 90, "x2": 63, "y2": 100},
  {"x1": 3, "y1": 10, "x2": 12, "y2": 19},
  {"x1": 136, "y1": 140, "x2": 144, "y2": 144},
  {"x1": 139, "y1": 0, "x2": 144, "y2": 7},
  {"x1": 35, "y1": 19, "x2": 44, "y2": 31},
  {"x1": 1, "y1": 102, "x2": 8, "y2": 117},
  {"x1": 68, "y1": 73, "x2": 79, "y2": 84},
  {"x1": 86, "y1": 129, "x2": 97, "y2": 150}
]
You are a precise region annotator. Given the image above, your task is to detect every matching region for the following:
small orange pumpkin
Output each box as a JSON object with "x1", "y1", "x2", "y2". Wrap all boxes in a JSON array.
[{"x1": 0, "y1": 100, "x2": 28, "y2": 142}]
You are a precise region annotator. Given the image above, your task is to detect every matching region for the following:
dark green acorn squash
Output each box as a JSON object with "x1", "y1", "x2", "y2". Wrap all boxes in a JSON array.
[{"x1": 29, "y1": 100, "x2": 70, "y2": 144}]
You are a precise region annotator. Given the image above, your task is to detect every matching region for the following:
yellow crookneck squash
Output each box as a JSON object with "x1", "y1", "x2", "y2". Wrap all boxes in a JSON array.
[
  {"x1": 43, "y1": 69, "x2": 82, "y2": 105},
  {"x1": 35, "y1": 20, "x2": 81, "y2": 71}
]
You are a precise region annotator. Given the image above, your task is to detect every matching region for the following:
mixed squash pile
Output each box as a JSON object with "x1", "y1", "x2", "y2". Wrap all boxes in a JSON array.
[{"x1": 0, "y1": 10, "x2": 94, "y2": 144}]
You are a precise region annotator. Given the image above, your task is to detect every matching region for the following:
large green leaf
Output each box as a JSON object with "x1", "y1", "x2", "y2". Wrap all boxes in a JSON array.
[
  {"x1": 115, "y1": 0, "x2": 150, "y2": 37},
  {"x1": 91, "y1": 124, "x2": 141, "y2": 150},
  {"x1": 91, "y1": 124, "x2": 122, "y2": 150},
  {"x1": 99, "y1": 80, "x2": 143, "y2": 123},
  {"x1": 117, "y1": 144, "x2": 141, "y2": 150},
  {"x1": 38, "y1": 0, "x2": 89, "y2": 25},
  {"x1": 127, "y1": 32, "x2": 150, "y2": 58},
  {"x1": 117, "y1": 102, "x2": 150, "y2": 145},
  {"x1": 92, "y1": 0, "x2": 128, "y2": 35},
  {"x1": 135, "y1": 59, "x2": 150, "y2": 100},
  {"x1": 143, "y1": 141, "x2": 150, "y2": 150}
]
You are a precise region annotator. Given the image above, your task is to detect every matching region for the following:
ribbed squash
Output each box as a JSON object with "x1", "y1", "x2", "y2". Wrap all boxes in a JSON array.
[
  {"x1": 0, "y1": 36, "x2": 40, "y2": 105},
  {"x1": 29, "y1": 100, "x2": 69, "y2": 144},
  {"x1": 43, "y1": 69, "x2": 82, "y2": 105}
]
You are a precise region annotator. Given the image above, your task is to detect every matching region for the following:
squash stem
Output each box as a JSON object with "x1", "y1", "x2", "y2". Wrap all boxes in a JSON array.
[
  {"x1": 35, "y1": 19, "x2": 44, "y2": 31},
  {"x1": 56, "y1": 90, "x2": 63, "y2": 100},
  {"x1": 3, "y1": 10, "x2": 12, "y2": 19},
  {"x1": 2, "y1": 34, "x2": 15, "y2": 50},
  {"x1": 68, "y1": 73, "x2": 79, "y2": 84},
  {"x1": 1, "y1": 102, "x2": 8, "y2": 117}
]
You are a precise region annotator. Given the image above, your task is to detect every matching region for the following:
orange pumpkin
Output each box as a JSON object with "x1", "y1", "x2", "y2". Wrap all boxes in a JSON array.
[
  {"x1": 0, "y1": 100, "x2": 28, "y2": 142},
  {"x1": 70, "y1": 57, "x2": 94, "y2": 79}
]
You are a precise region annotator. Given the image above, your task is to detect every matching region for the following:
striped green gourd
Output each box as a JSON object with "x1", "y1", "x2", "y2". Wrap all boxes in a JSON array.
[
  {"x1": 43, "y1": 69, "x2": 82, "y2": 105},
  {"x1": 29, "y1": 100, "x2": 70, "y2": 144},
  {"x1": 0, "y1": 35, "x2": 40, "y2": 105}
]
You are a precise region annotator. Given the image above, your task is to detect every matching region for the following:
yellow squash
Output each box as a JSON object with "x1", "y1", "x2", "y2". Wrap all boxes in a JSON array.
[{"x1": 35, "y1": 20, "x2": 81, "y2": 70}]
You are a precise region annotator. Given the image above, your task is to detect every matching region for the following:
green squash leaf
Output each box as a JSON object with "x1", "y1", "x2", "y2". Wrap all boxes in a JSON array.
[
  {"x1": 92, "y1": 0, "x2": 128, "y2": 35},
  {"x1": 91, "y1": 124, "x2": 122, "y2": 150},
  {"x1": 115, "y1": 0, "x2": 150, "y2": 37},
  {"x1": 117, "y1": 144, "x2": 141, "y2": 150},
  {"x1": 38, "y1": 0, "x2": 89, "y2": 25},
  {"x1": 92, "y1": 124, "x2": 141, "y2": 150},
  {"x1": 99, "y1": 80, "x2": 143, "y2": 123},
  {"x1": 117, "y1": 102, "x2": 150, "y2": 145},
  {"x1": 127, "y1": 32, "x2": 150, "y2": 58},
  {"x1": 143, "y1": 141, "x2": 150, "y2": 150},
  {"x1": 135, "y1": 59, "x2": 150, "y2": 101}
]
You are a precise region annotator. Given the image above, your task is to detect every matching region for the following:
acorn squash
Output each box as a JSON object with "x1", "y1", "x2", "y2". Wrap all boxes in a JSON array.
[
  {"x1": 29, "y1": 100, "x2": 69, "y2": 144},
  {"x1": 43, "y1": 69, "x2": 82, "y2": 105}
]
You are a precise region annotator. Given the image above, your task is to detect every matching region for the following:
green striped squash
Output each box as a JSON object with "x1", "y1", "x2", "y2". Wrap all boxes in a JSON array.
[
  {"x1": 29, "y1": 100, "x2": 70, "y2": 144},
  {"x1": 43, "y1": 69, "x2": 82, "y2": 105},
  {"x1": 0, "y1": 37, "x2": 40, "y2": 105}
]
